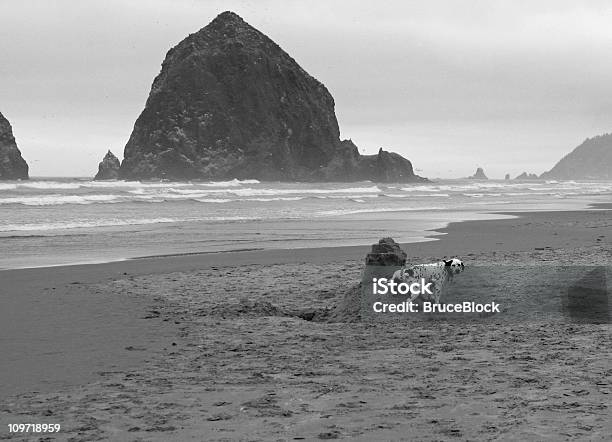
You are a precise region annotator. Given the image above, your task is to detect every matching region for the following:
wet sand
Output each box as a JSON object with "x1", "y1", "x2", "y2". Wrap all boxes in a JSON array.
[
  {"x1": 0, "y1": 208, "x2": 611, "y2": 440},
  {"x1": 0, "y1": 266, "x2": 178, "y2": 398}
]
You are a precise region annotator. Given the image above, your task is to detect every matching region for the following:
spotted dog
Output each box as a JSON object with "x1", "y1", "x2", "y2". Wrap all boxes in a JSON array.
[{"x1": 392, "y1": 258, "x2": 465, "y2": 304}]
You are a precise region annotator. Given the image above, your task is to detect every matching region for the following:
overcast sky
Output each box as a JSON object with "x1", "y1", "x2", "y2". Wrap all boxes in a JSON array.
[{"x1": 1, "y1": 0, "x2": 611, "y2": 178}]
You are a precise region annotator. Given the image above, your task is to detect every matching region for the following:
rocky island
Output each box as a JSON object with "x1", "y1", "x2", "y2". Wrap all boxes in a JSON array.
[
  {"x1": 0, "y1": 111, "x2": 28, "y2": 180},
  {"x1": 117, "y1": 11, "x2": 424, "y2": 182},
  {"x1": 468, "y1": 167, "x2": 488, "y2": 180},
  {"x1": 540, "y1": 133, "x2": 612, "y2": 180},
  {"x1": 94, "y1": 150, "x2": 121, "y2": 180}
]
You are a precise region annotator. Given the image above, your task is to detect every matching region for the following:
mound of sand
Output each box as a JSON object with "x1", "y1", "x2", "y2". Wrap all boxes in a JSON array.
[{"x1": 324, "y1": 282, "x2": 363, "y2": 323}]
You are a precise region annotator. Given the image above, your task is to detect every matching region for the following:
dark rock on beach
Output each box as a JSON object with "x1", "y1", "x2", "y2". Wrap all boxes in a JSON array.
[
  {"x1": 540, "y1": 133, "x2": 612, "y2": 179},
  {"x1": 119, "y1": 11, "x2": 424, "y2": 182},
  {"x1": 468, "y1": 167, "x2": 488, "y2": 180},
  {"x1": 0, "y1": 111, "x2": 28, "y2": 180},
  {"x1": 94, "y1": 150, "x2": 121, "y2": 180},
  {"x1": 330, "y1": 237, "x2": 409, "y2": 323},
  {"x1": 365, "y1": 237, "x2": 407, "y2": 267}
]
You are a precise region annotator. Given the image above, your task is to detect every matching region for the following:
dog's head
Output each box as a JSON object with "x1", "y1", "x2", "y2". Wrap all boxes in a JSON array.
[{"x1": 443, "y1": 258, "x2": 465, "y2": 274}]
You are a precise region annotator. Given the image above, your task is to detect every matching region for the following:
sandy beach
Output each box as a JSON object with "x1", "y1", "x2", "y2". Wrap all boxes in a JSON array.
[
  {"x1": 1, "y1": 208, "x2": 611, "y2": 441},
  {"x1": 3, "y1": 3, "x2": 612, "y2": 441}
]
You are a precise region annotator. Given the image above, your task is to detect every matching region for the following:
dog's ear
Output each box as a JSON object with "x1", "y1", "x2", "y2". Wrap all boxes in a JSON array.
[{"x1": 444, "y1": 259, "x2": 453, "y2": 266}]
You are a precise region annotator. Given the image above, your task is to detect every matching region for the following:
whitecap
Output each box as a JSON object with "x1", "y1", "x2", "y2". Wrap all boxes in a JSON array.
[
  {"x1": 199, "y1": 179, "x2": 260, "y2": 187},
  {"x1": 20, "y1": 181, "x2": 81, "y2": 190},
  {"x1": 229, "y1": 186, "x2": 381, "y2": 196},
  {"x1": 400, "y1": 185, "x2": 441, "y2": 192},
  {"x1": 0, "y1": 194, "x2": 122, "y2": 206},
  {"x1": 0, "y1": 217, "x2": 180, "y2": 232}
]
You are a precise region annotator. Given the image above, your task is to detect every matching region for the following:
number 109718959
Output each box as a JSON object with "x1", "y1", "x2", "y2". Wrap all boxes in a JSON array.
[{"x1": 7, "y1": 423, "x2": 61, "y2": 433}]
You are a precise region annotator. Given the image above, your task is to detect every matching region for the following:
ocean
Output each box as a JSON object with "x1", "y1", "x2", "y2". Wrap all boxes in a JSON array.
[{"x1": 1, "y1": 178, "x2": 611, "y2": 269}]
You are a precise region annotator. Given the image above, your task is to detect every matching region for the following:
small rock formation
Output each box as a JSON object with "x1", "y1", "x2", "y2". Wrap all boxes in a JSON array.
[
  {"x1": 360, "y1": 147, "x2": 421, "y2": 182},
  {"x1": 328, "y1": 237, "x2": 407, "y2": 323},
  {"x1": 514, "y1": 172, "x2": 539, "y2": 180},
  {"x1": 119, "y1": 11, "x2": 425, "y2": 182},
  {"x1": 540, "y1": 133, "x2": 612, "y2": 179},
  {"x1": 365, "y1": 237, "x2": 407, "y2": 267},
  {"x1": 504, "y1": 173, "x2": 510, "y2": 180},
  {"x1": 0, "y1": 111, "x2": 28, "y2": 180},
  {"x1": 94, "y1": 150, "x2": 121, "y2": 180},
  {"x1": 468, "y1": 167, "x2": 488, "y2": 180}
]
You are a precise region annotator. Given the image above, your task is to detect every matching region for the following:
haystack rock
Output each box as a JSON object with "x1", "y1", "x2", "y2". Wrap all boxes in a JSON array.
[
  {"x1": 119, "y1": 11, "x2": 425, "y2": 182},
  {"x1": 0, "y1": 111, "x2": 28, "y2": 180},
  {"x1": 504, "y1": 173, "x2": 510, "y2": 180},
  {"x1": 468, "y1": 167, "x2": 488, "y2": 180},
  {"x1": 540, "y1": 133, "x2": 612, "y2": 179},
  {"x1": 514, "y1": 172, "x2": 538, "y2": 180},
  {"x1": 365, "y1": 237, "x2": 407, "y2": 267},
  {"x1": 94, "y1": 150, "x2": 121, "y2": 180}
]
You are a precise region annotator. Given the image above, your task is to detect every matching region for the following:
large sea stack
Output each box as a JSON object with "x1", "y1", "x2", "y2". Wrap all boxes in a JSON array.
[
  {"x1": 0, "y1": 111, "x2": 28, "y2": 180},
  {"x1": 540, "y1": 133, "x2": 612, "y2": 179},
  {"x1": 119, "y1": 11, "x2": 424, "y2": 182}
]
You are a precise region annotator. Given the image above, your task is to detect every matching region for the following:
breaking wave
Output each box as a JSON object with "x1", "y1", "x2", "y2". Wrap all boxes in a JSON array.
[
  {"x1": 0, "y1": 215, "x2": 264, "y2": 232},
  {"x1": 0, "y1": 194, "x2": 123, "y2": 206},
  {"x1": 0, "y1": 179, "x2": 261, "y2": 191},
  {"x1": 0, "y1": 217, "x2": 183, "y2": 232}
]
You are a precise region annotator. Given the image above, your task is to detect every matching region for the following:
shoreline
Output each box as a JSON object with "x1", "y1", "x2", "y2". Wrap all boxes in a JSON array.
[
  {"x1": 2, "y1": 198, "x2": 607, "y2": 271},
  {"x1": 1, "y1": 203, "x2": 608, "y2": 274},
  {"x1": 0, "y1": 209, "x2": 490, "y2": 271}
]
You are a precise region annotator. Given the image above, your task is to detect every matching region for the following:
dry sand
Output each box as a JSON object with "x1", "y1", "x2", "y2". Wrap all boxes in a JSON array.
[{"x1": 1, "y1": 209, "x2": 611, "y2": 441}]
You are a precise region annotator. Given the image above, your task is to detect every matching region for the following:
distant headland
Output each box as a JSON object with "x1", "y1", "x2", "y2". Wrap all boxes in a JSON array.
[{"x1": 540, "y1": 133, "x2": 612, "y2": 180}]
